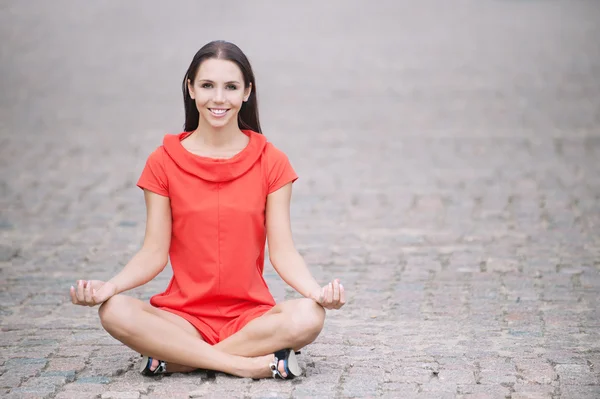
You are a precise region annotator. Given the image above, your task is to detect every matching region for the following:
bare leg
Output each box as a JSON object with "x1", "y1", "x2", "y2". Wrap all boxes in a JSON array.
[
  {"x1": 152, "y1": 299, "x2": 325, "y2": 376},
  {"x1": 140, "y1": 298, "x2": 325, "y2": 376},
  {"x1": 214, "y1": 298, "x2": 326, "y2": 378},
  {"x1": 135, "y1": 306, "x2": 202, "y2": 373},
  {"x1": 215, "y1": 298, "x2": 325, "y2": 357},
  {"x1": 98, "y1": 295, "x2": 271, "y2": 378}
]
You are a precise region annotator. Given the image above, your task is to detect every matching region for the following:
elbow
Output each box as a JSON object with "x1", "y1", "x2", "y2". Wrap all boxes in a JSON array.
[
  {"x1": 156, "y1": 252, "x2": 169, "y2": 271},
  {"x1": 158, "y1": 256, "x2": 169, "y2": 271},
  {"x1": 140, "y1": 247, "x2": 169, "y2": 272}
]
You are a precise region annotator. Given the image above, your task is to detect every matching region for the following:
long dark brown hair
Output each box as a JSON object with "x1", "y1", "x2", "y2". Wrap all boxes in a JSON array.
[{"x1": 182, "y1": 41, "x2": 262, "y2": 133}]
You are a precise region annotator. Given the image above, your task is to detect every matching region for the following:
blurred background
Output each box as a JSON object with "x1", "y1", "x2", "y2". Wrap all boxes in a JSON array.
[{"x1": 1, "y1": 1, "x2": 599, "y2": 398}]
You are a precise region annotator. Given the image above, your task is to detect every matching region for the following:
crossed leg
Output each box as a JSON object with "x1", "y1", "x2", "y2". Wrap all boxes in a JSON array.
[{"x1": 98, "y1": 295, "x2": 325, "y2": 378}]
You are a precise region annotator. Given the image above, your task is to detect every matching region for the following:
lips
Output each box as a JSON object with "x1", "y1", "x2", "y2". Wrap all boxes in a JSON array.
[{"x1": 209, "y1": 108, "x2": 229, "y2": 117}]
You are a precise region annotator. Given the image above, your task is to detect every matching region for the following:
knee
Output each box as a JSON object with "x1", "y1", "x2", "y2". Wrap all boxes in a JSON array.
[
  {"x1": 98, "y1": 295, "x2": 135, "y2": 337},
  {"x1": 287, "y1": 299, "x2": 325, "y2": 343}
]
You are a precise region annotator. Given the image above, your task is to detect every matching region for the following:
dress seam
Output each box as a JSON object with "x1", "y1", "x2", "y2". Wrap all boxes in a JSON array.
[{"x1": 216, "y1": 183, "x2": 223, "y2": 316}]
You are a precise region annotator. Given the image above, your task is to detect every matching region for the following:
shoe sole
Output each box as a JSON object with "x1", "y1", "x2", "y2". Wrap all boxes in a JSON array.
[
  {"x1": 139, "y1": 355, "x2": 150, "y2": 374},
  {"x1": 286, "y1": 350, "x2": 302, "y2": 377}
]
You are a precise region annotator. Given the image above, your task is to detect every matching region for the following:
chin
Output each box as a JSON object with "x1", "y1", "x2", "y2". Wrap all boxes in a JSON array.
[
  {"x1": 199, "y1": 114, "x2": 231, "y2": 129},
  {"x1": 208, "y1": 119, "x2": 233, "y2": 129}
]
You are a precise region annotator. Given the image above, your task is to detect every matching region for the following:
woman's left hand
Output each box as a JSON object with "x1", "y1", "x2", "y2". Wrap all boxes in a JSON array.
[{"x1": 312, "y1": 279, "x2": 346, "y2": 310}]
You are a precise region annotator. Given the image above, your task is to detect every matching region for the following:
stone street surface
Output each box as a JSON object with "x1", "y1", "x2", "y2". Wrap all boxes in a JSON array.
[{"x1": 1, "y1": 1, "x2": 599, "y2": 398}]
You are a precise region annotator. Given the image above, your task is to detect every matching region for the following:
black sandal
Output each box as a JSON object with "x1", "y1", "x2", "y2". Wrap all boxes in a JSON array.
[
  {"x1": 139, "y1": 355, "x2": 167, "y2": 376},
  {"x1": 270, "y1": 349, "x2": 301, "y2": 379}
]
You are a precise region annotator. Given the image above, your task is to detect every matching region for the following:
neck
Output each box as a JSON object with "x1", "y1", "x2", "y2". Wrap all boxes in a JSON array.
[{"x1": 192, "y1": 119, "x2": 243, "y2": 147}]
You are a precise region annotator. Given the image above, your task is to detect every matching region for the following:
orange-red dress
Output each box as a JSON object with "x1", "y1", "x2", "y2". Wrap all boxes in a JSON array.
[{"x1": 136, "y1": 130, "x2": 298, "y2": 344}]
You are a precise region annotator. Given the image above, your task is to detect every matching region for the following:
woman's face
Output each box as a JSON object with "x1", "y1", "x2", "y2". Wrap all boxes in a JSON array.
[{"x1": 188, "y1": 58, "x2": 252, "y2": 130}]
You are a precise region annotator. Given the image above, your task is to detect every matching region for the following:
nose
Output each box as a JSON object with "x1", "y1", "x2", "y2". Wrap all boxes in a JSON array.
[{"x1": 213, "y1": 88, "x2": 225, "y2": 103}]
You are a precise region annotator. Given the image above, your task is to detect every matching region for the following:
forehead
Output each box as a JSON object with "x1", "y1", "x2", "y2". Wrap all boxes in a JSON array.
[{"x1": 196, "y1": 58, "x2": 243, "y2": 81}]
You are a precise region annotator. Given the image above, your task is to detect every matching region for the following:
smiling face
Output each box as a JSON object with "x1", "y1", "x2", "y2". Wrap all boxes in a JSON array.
[{"x1": 188, "y1": 58, "x2": 252, "y2": 130}]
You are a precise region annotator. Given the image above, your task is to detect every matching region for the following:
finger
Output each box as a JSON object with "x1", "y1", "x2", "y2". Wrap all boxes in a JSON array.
[
  {"x1": 319, "y1": 286, "x2": 326, "y2": 304},
  {"x1": 84, "y1": 280, "x2": 93, "y2": 305},
  {"x1": 339, "y1": 283, "x2": 346, "y2": 306},
  {"x1": 333, "y1": 279, "x2": 340, "y2": 303},
  {"x1": 320, "y1": 286, "x2": 328, "y2": 309},
  {"x1": 70, "y1": 286, "x2": 78, "y2": 304},
  {"x1": 76, "y1": 280, "x2": 85, "y2": 302},
  {"x1": 91, "y1": 280, "x2": 106, "y2": 292},
  {"x1": 92, "y1": 288, "x2": 100, "y2": 303},
  {"x1": 87, "y1": 281, "x2": 97, "y2": 305},
  {"x1": 326, "y1": 282, "x2": 333, "y2": 304}
]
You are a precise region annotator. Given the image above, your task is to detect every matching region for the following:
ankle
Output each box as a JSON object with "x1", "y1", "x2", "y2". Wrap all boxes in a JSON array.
[
  {"x1": 243, "y1": 355, "x2": 272, "y2": 379},
  {"x1": 227, "y1": 356, "x2": 253, "y2": 378}
]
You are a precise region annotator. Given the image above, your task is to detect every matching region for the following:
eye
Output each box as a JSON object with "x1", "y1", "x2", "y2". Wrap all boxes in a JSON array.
[
  {"x1": 226, "y1": 84, "x2": 238, "y2": 90},
  {"x1": 200, "y1": 83, "x2": 213, "y2": 89}
]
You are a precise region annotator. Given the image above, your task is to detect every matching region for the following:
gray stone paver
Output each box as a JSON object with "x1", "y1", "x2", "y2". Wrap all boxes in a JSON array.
[{"x1": 1, "y1": 0, "x2": 600, "y2": 398}]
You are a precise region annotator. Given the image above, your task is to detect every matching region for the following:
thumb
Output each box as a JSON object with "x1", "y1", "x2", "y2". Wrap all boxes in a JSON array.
[
  {"x1": 317, "y1": 286, "x2": 326, "y2": 304},
  {"x1": 92, "y1": 286, "x2": 114, "y2": 304},
  {"x1": 310, "y1": 287, "x2": 323, "y2": 304}
]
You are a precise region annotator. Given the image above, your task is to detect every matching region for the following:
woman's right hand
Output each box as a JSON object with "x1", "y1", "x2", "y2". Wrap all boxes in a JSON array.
[{"x1": 70, "y1": 280, "x2": 117, "y2": 306}]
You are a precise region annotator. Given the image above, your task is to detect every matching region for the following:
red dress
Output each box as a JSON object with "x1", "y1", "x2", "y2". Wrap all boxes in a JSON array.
[{"x1": 136, "y1": 130, "x2": 298, "y2": 344}]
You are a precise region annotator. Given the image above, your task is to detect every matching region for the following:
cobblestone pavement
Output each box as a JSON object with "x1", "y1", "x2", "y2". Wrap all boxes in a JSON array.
[{"x1": 1, "y1": 1, "x2": 600, "y2": 398}]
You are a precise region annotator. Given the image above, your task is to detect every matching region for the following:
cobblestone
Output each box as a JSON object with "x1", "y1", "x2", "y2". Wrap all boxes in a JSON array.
[
  {"x1": 2, "y1": 0, "x2": 600, "y2": 398},
  {"x1": 101, "y1": 392, "x2": 141, "y2": 399}
]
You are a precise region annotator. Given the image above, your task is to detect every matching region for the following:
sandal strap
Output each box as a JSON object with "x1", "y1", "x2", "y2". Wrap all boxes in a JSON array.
[
  {"x1": 270, "y1": 356, "x2": 282, "y2": 379},
  {"x1": 271, "y1": 349, "x2": 297, "y2": 379},
  {"x1": 155, "y1": 360, "x2": 167, "y2": 374},
  {"x1": 141, "y1": 356, "x2": 167, "y2": 376}
]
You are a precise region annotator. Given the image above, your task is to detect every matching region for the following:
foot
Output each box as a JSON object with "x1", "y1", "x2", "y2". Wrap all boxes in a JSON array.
[
  {"x1": 139, "y1": 355, "x2": 167, "y2": 375},
  {"x1": 274, "y1": 355, "x2": 289, "y2": 378},
  {"x1": 246, "y1": 354, "x2": 289, "y2": 379},
  {"x1": 148, "y1": 358, "x2": 160, "y2": 372},
  {"x1": 271, "y1": 349, "x2": 301, "y2": 379}
]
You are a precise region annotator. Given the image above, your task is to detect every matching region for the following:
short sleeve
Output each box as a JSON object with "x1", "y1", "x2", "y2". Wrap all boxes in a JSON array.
[
  {"x1": 137, "y1": 147, "x2": 169, "y2": 197},
  {"x1": 267, "y1": 143, "x2": 298, "y2": 194}
]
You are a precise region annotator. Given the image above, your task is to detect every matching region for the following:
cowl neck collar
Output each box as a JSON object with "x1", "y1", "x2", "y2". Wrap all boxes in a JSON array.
[{"x1": 162, "y1": 130, "x2": 267, "y2": 182}]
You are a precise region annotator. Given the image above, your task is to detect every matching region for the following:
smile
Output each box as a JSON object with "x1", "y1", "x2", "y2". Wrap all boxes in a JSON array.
[{"x1": 209, "y1": 108, "x2": 229, "y2": 117}]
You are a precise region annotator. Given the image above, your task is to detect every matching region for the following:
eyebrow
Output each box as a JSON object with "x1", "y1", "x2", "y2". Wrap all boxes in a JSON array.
[{"x1": 197, "y1": 79, "x2": 241, "y2": 84}]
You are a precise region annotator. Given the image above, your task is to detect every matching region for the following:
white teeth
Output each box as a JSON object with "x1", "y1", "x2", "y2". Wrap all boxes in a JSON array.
[{"x1": 211, "y1": 109, "x2": 227, "y2": 115}]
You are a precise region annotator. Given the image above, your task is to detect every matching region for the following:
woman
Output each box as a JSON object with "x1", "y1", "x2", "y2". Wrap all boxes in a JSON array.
[{"x1": 70, "y1": 40, "x2": 346, "y2": 380}]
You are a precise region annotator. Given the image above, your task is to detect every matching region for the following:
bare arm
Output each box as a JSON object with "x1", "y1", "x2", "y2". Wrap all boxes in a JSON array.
[
  {"x1": 108, "y1": 189, "x2": 172, "y2": 294},
  {"x1": 266, "y1": 183, "x2": 345, "y2": 309},
  {"x1": 71, "y1": 189, "x2": 172, "y2": 306}
]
